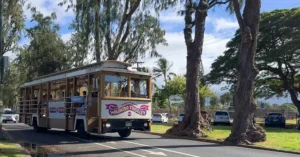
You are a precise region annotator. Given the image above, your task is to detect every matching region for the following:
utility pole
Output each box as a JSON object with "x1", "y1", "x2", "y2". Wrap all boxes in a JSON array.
[{"x1": 132, "y1": 61, "x2": 144, "y2": 72}]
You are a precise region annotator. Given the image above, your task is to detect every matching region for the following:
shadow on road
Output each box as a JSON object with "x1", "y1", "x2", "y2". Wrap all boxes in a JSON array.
[{"x1": 4, "y1": 124, "x2": 229, "y2": 156}]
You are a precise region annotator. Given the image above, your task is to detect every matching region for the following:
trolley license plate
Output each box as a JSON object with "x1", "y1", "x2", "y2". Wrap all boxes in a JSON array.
[{"x1": 125, "y1": 121, "x2": 132, "y2": 127}]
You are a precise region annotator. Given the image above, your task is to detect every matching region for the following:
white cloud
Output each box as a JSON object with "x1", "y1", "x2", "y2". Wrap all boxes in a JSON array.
[
  {"x1": 212, "y1": 18, "x2": 238, "y2": 32},
  {"x1": 160, "y1": 12, "x2": 184, "y2": 24},
  {"x1": 23, "y1": 0, "x2": 74, "y2": 25},
  {"x1": 142, "y1": 31, "x2": 231, "y2": 90},
  {"x1": 143, "y1": 31, "x2": 230, "y2": 75},
  {"x1": 61, "y1": 32, "x2": 74, "y2": 42}
]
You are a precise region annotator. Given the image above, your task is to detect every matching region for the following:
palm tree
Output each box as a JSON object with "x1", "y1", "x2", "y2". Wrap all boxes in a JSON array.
[
  {"x1": 152, "y1": 57, "x2": 176, "y2": 113},
  {"x1": 152, "y1": 58, "x2": 176, "y2": 84}
]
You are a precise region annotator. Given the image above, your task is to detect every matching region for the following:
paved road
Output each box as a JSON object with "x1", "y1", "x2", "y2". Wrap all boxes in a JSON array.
[{"x1": 3, "y1": 123, "x2": 300, "y2": 157}]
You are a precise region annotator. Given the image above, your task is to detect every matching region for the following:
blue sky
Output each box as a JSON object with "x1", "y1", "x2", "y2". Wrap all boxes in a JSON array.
[{"x1": 7, "y1": 0, "x2": 300, "y2": 105}]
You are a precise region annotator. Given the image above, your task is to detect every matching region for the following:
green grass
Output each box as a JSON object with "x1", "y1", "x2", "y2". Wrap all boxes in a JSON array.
[
  {"x1": 0, "y1": 141, "x2": 24, "y2": 157},
  {"x1": 151, "y1": 123, "x2": 300, "y2": 152},
  {"x1": 0, "y1": 132, "x2": 25, "y2": 157}
]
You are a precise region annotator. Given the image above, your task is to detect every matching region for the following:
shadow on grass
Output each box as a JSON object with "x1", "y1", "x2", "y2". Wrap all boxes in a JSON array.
[
  {"x1": 0, "y1": 141, "x2": 24, "y2": 157},
  {"x1": 210, "y1": 124, "x2": 299, "y2": 133}
]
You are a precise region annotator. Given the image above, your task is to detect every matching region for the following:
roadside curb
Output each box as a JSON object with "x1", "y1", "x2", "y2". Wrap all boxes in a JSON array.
[
  {"x1": 133, "y1": 130, "x2": 300, "y2": 155},
  {"x1": 2, "y1": 128, "x2": 31, "y2": 157}
]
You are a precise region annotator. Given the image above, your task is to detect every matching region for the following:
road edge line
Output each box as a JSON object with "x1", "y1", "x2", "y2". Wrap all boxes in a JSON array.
[
  {"x1": 133, "y1": 130, "x2": 300, "y2": 155},
  {"x1": 70, "y1": 135, "x2": 147, "y2": 157},
  {"x1": 124, "y1": 140, "x2": 200, "y2": 157}
]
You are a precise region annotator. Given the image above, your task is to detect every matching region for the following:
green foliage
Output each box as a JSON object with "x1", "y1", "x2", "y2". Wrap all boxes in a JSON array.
[
  {"x1": 152, "y1": 88, "x2": 168, "y2": 109},
  {"x1": 1, "y1": 0, "x2": 25, "y2": 55},
  {"x1": 0, "y1": 63, "x2": 21, "y2": 108},
  {"x1": 16, "y1": 11, "x2": 70, "y2": 81},
  {"x1": 65, "y1": 33, "x2": 90, "y2": 68},
  {"x1": 209, "y1": 96, "x2": 220, "y2": 109},
  {"x1": 164, "y1": 76, "x2": 186, "y2": 98},
  {"x1": 280, "y1": 103, "x2": 298, "y2": 112},
  {"x1": 60, "y1": 0, "x2": 167, "y2": 62},
  {"x1": 206, "y1": 7, "x2": 300, "y2": 99},
  {"x1": 0, "y1": 0, "x2": 25, "y2": 105},
  {"x1": 220, "y1": 92, "x2": 232, "y2": 108}
]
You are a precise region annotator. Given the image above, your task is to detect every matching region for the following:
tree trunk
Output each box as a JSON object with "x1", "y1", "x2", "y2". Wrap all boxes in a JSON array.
[
  {"x1": 95, "y1": 0, "x2": 101, "y2": 62},
  {"x1": 166, "y1": 0, "x2": 209, "y2": 138},
  {"x1": 225, "y1": 0, "x2": 266, "y2": 144},
  {"x1": 287, "y1": 88, "x2": 300, "y2": 114},
  {"x1": 168, "y1": 98, "x2": 172, "y2": 114}
]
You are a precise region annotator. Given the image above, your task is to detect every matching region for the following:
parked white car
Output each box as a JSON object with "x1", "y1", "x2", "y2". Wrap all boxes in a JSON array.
[
  {"x1": 2, "y1": 109, "x2": 19, "y2": 123},
  {"x1": 213, "y1": 111, "x2": 230, "y2": 125},
  {"x1": 152, "y1": 113, "x2": 168, "y2": 123}
]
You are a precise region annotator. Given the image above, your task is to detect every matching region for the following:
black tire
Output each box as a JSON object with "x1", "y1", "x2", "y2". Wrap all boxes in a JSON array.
[
  {"x1": 33, "y1": 119, "x2": 41, "y2": 132},
  {"x1": 213, "y1": 122, "x2": 217, "y2": 126},
  {"x1": 77, "y1": 123, "x2": 88, "y2": 138},
  {"x1": 118, "y1": 129, "x2": 131, "y2": 138},
  {"x1": 33, "y1": 119, "x2": 47, "y2": 132}
]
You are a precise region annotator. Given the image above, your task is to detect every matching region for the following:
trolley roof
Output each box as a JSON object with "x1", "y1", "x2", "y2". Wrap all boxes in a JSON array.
[{"x1": 20, "y1": 60, "x2": 151, "y2": 88}]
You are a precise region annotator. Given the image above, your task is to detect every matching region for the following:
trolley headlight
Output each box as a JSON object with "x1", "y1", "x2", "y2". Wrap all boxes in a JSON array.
[
  {"x1": 105, "y1": 123, "x2": 111, "y2": 128},
  {"x1": 144, "y1": 122, "x2": 148, "y2": 127}
]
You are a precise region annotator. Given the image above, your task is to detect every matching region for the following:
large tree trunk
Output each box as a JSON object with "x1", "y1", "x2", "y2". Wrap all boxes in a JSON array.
[
  {"x1": 225, "y1": 0, "x2": 266, "y2": 144},
  {"x1": 167, "y1": 0, "x2": 209, "y2": 138},
  {"x1": 95, "y1": 0, "x2": 101, "y2": 62}
]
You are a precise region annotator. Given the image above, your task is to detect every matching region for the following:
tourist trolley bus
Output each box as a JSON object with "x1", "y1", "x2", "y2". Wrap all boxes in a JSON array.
[{"x1": 17, "y1": 61, "x2": 152, "y2": 138}]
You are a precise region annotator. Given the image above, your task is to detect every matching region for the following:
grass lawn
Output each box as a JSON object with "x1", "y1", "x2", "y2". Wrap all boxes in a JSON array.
[
  {"x1": 0, "y1": 131, "x2": 25, "y2": 157},
  {"x1": 151, "y1": 123, "x2": 300, "y2": 152},
  {"x1": 0, "y1": 141, "x2": 25, "y2": 157}
]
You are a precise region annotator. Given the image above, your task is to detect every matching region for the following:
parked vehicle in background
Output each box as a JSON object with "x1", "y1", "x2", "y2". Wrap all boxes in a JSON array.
[
  {"x1": 152, "y1": 113, "x2": 168, "y2": 123},
  {"x1": 213, "y1": 111, "x2": 230, "y2": 125},
  {"x1": 178, "y1": 111, "x2": 212, "y2": 124},
  {"x1": 265, "y1": 112, "x2": 286, "y2": 128},
  {"x1": 2, "y1": 108, "x2": 19, "y2": 123},
  {"x1": 178, "y1": 113, "x2": 185, "y2": 123}
]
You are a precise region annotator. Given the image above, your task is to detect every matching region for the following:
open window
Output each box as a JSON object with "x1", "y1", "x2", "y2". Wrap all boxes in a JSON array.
[
  {"x1": 130, "y1": 77, "x2": 149, "y2": 98},
  {"x1": 104, "y1": 74, "x2": 128, "y2": 97}
]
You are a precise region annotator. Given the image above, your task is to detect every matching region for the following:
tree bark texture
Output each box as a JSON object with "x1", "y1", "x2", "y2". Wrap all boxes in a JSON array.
[
  {"x1": 225, "y1": 0, "x2": 266, "y2": 144},
  {"x1": 95, "y1": 0, "x2": 101, "y2": 62},
  {"x1": 167, "y1": 0, "x2": 209, "y2": 138}
]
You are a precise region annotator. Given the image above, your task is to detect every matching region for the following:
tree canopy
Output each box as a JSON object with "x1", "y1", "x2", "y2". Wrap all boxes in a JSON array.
[
  {"x1": 1, "y1": 0, "x2": 25, "y2": 56},
  {"x1": 206, "y1": 7, "x2": 300, "y2": 112},
  {"x1": 16, "y1": 11, "x2": 70, "y2": 82},
  {"x1": 60, "y1": 0, "x2": 167, "y2": 63}
]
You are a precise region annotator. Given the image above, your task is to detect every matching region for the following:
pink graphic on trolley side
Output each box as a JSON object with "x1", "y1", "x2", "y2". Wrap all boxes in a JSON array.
[{"x1": 105, "y1": 102, "x2": 149, "y2": 116}]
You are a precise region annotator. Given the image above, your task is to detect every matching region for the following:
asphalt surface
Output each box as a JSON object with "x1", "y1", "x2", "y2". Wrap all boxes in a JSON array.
[{"x1": 2, "y1": 123, "x2": 300, "y2": 157}]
